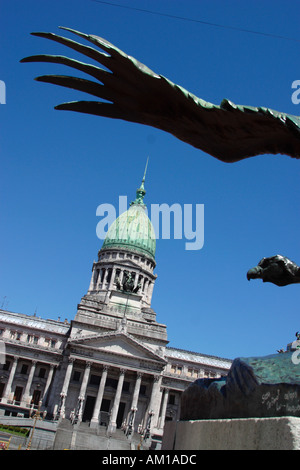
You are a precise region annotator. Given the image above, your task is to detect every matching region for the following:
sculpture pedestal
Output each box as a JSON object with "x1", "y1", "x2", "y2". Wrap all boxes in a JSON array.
[
  {"x1": 181, "y1": 352, "x2": 300, "y2": 420},
  {"x1": 169, "y1": 351, "x2": 300, "y2": 449},
  {"x1": 162, "y1": 417, "x2": 300, "y2": 450}
]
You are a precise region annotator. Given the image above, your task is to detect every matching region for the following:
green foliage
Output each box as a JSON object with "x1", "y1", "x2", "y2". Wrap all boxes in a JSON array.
[{"x1": 0, "y1": 424, "x2": 30, "y2": 437}]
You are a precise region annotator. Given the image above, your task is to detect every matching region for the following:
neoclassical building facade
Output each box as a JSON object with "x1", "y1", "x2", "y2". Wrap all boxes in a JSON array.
[{"x1": 0, "y1": 175, "x2": 231, "y2": 448}]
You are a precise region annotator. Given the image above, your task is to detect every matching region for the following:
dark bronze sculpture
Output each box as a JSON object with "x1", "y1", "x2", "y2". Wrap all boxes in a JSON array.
[
  {"x1": 181, "y1": 351, "x2": 300, "y2": 420},
  {"x1": 116, "y1": 272, "x2": 141, "y2": 294},
  {"x1": 247, "y1": 255, "x2": 300, "y2": 286},
  {"x1": 21, "y1": 27, "x2": 300, "y2": 163}
]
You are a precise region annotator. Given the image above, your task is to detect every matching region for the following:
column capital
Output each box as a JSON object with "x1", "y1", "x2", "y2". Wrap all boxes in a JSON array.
[{"x1": 153, "y1": 374, "x2": 161, "y2": 382}]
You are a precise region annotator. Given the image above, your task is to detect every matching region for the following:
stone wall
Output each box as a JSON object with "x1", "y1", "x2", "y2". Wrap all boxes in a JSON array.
[{"x1": 162, "y1": 417, "x2": 300, "y2": 450}]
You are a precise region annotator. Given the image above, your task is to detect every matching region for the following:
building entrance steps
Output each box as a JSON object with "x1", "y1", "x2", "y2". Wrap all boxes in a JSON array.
[{"x1": 53, "y1": 418, "x2": 150, "y2": 450}]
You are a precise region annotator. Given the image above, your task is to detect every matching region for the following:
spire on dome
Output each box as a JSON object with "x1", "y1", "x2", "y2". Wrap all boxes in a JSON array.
[
  {"x1": 130, "y1": 157, "x2": 149, "y2": 207},
  {"x1": 101, "y1": 156, "x2": 156, "y2": 260}
]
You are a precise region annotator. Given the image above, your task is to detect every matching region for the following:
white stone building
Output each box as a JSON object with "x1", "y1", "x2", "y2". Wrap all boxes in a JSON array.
[{"x1": 0, "y1": 174, "x2": 231, "y2": 448}]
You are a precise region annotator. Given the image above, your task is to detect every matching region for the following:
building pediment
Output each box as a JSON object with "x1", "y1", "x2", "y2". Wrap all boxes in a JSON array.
[{"x1": 69, "y1": 331, "x2": 166, "y2": 365}]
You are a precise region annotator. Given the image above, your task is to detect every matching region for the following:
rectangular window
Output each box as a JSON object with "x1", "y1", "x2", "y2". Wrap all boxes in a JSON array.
[
  {"x1": 38, "y1": 368, "x2": 46, "y2": 379},
  {"x1": 90, "y1": 374, "x2": 101, "y2": 386},
  {"x1": 169, "y1": 394, "x2": 176, "y2": 405},
  {"x1": 3, "y1": 360, "x2": 10, "y2": 371},
  {"x1": 14, "y1": 386, "x2": 23, "y2": 403},
  {"x1": 72, "y1": 371, "x2": 81, "y2": 382},
  {"x1": 31, "y1": 389, "x2": 41, "y2": 406},
  {"x1": 187, "y1": 368, "x2": 198, "y2": 378},
  {"x1": 20, "y1": 364, "x2": 28, "y2": 375},
  {"x1": 106, "y1": 378, "x2": 118, "y2": 389},
  {"x1": 122, "y1": 381, "x2": 130, "y2": 392}
]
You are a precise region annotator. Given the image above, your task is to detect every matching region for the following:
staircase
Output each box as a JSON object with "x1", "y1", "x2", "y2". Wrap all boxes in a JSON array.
[{"x1": 53, "y1": 419, "x2": 149, "y2": 450}]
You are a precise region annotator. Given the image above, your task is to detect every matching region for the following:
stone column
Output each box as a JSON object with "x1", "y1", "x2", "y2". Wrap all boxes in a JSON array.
[
  {"x1": 90, "y1": 366, "x2": 109, "y2": 428},
  {"x1": 3, "y1": 356, "x2": 18, "y2": 402},
  {"x1": 126, "y1": 372, "x2": 142, "y2": 435},
  {"x1": 158, "y1": 388, "x2": 169, "y2": 429},
  {"x1": 131, "y1": 372, "x2": 142, "y2": 412},
  {"x1": 22, "y1": 360, "x2": 37, "y2": 405},
  {"x1": 147, "y1": 281, "x2": 155, "y2": 303},
  {"x1": 88, "y1": 264, "x2": 96, "y2": 292},
  {"x1": 146, "y1": 280, "x2": 154, "y2": 304},
  {"x1": 76, "y1": 362, "x2": 92, "y2": 423},
  {"x1": 143, "y1": 279, "x2": 149, "y2": 294},
  {"x1": 119, "y1": 269, "x2": 125, "y2": 285},
  {"x1": 152, "y1": 376, "x2": 163, "y2": 428},
  {"x1": 108, "y1": 369, "x2": 125, "y2": 433},
  {"x1": 59, "y1": 357, "x2": 74, "y2": 419},
  {"x1": 144, "y1": 374, "x2": 162, "y2": 436},
  {"x1": 42, "y1": 364, "x2": 55, "y2": 405},
  {"x1": 109, "y1": 267, "x2": 116, "y2": 290},
  {"x1": 148, "y1": 375, "x2": 161, "y2": 413},
  {"x1": 96, "y1": 268, "x2": 103, "y2": 289},
  {"x1": 133, "y1": 273, "x2": 139, "y2": 291}
]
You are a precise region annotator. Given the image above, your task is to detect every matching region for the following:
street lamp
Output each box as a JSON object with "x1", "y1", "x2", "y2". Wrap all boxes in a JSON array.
[{"x1": 26, "y1": 400, "x2": 42, "y2": 450}]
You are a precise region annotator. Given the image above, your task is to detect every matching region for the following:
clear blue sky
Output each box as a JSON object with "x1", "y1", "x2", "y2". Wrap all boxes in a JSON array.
[{"x1": 1, "y1": 0, "x2": 300, "y2": 360}]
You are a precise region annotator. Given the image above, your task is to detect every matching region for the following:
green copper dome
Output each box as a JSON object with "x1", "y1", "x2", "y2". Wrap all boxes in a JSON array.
[{"x1": 101, "y1": 160, "x2": 156, "y2": 260}]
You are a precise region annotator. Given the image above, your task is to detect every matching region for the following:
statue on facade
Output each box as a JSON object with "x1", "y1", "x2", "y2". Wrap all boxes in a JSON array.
[
  {"x1": 21, "y1": 26, "x2": 300, "y2": 163},
  {"x1": 122, "y1": 273, "x2": 134, "y2": 292},
  {"x1": 247, "y1": 255, "x2": 300, "y2": 286},
  {"x1": 115, "y1": 272, "x2": 141, "y2": 294}
]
